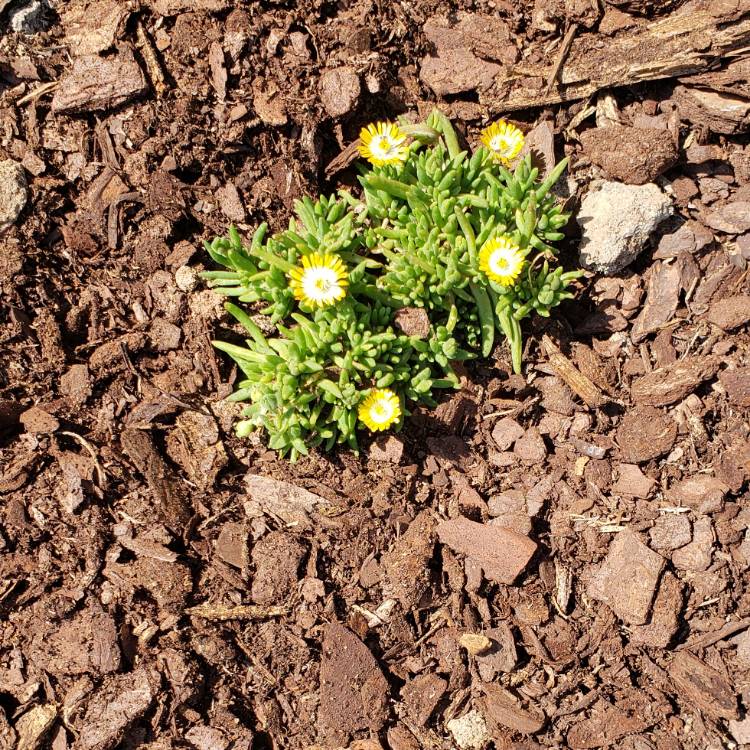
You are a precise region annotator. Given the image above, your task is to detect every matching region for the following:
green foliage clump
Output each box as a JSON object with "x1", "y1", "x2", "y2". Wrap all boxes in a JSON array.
[{"x1": 202, "y1": 110, "x2": 580, "y2": 459}]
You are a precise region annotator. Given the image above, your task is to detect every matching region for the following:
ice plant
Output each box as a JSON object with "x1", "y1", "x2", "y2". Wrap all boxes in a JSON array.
[
  {"x1": 204, "y1": 110, "x2": 579, "y2": 458},
  {"x1": 288, "y1": 252, "x2": 348, "y2": 308},
  {"x1": 479, "y1": 237, "x2": 525, "y2": 286},
  {"x1": 480, "y1": 120, "x2": 525, "y2": 165},
  {"x1": 358, "y1": 388, "x2": 402, "y2": 432},
  {"x1": 358, "y1": 122, "x2": 409, "y2": 167}
]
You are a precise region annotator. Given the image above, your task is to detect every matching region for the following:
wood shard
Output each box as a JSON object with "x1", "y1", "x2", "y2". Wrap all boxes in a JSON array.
[
  {"x1": 186, "y1": 603, "x2": 287, "y2": 621},
  {"x1": 480, "y1": 5, "x2": 750, "y2": 111},
  {"x1": 541, "y1": 336, "x2": 605, "y2": 408}
]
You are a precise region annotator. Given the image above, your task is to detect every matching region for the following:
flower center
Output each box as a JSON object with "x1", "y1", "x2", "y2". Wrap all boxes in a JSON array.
[
  {"x1": 303, "y1": 267, "x2": 340, "y2": 299},
  {"x1": 373, "y1": 135, "x2": 395, "y2": 157},
  {"x1": 371, "y1": 401, "x2": 394, "y2": 423},
  {"x1": 490, "y1": 252, "x2": 511, "y2": 275},
  {"x1": 490, "y1": 135, "x2": 511, "y2": 154}
]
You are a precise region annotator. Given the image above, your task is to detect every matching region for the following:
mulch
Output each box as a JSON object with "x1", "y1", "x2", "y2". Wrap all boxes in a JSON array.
[{"x1": 1, "y1": 0, "x2": 750, "y2": 748}]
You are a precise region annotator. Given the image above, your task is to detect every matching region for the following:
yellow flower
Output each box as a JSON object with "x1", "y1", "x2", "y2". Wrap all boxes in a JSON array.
[
  {"x1": 358, "y1": 122, "x2": 409, "y2": 167},
  {"x1": 358, "y1": 388, "x2": 401, "y2": 432},
  {"x1": 479, "y1": 237, "x2": 525, "y2": 286},
  {"x1": 480, "y1": 120, "x2": 524, "y2": 165},
  {"x1": 288, "y1": 252, "x2": 348, "y2": 308}
]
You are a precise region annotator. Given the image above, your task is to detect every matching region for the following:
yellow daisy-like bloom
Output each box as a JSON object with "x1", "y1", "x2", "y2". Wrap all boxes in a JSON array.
[
  {"x1": 480, "y1": 120, "x2": 525, "y2": 165},
  {"x1": 288, "y1": 252, "x2": 348, "y2": 308},
  {"x1": 358, "y1": 388, "x2": 401, "y2": 432},
  {"x1": 358, "y1": 122, "x2": 409, "y2": 167},
  {"x1": 479, "y1": 237, "x2": 525, "y2": 286}
]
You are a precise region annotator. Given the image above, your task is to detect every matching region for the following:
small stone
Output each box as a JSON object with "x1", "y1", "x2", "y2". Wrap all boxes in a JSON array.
[
  {"x1": 9, "y1": 0, "x2": 50, "y2": 33},
  {"x1": 580, "y1": 125, "x2": 677, "y2": 184},
  {"x1": 459, "y1": 633, "x2": 493, "y2": 655},
  {"x1": 514, "y1": 427, "x2": 547, "y2": 462},
  {"x1": 488, "y1": 490, "x2": 525, "y2": 517},
  {"x1": 587, "y1": 529, "x2": 664, "y2": 625},
  {"x1": 393, "y1": 307, "x2": 431, "y2": 338},
  {"x1": 446, "y1": 710, "x2": 489, "y2": 750},
  {"x1": 612, "y1": 463, "x2": 655, "y2": 499},
  {"x1": 491, "y1": 417, "x2": 524, "y2": 451},
  {"x1": 60, "y1": 364, "x2": 92, "y2": 405},
  {"x1": 666, "y1": 475, "x2": 728, "y2": 514},
  {"x1": 174, "y1": 265, "x2": 199, "y2": 292},
  {"x1": 0, "y1": 160, "x2": 28, "y2": 231},
  {"x1": 217, "y1": 183, "x2": 245, "y2": 223},
  {"x1": 319, "y1": 67, "x2": 361, "y2": 118},
  {"x1": 149, "y1": 317, "x2": 182, "y2": 352},
  {"x1": 577, "y1": 181, "x2": 672, "y2": 273},
  {"x1": 649, "y1": 514, "x2": 692, "y2": 552},
  {"x1": 706, "y1": 295, "x2": 750, "y2": 330},
  {"x1": 672, "y1": 517, "x2": 713, "y2": 572},
  {"x1": 436, "y1": 517, "x2": 537, "y2": 585}
]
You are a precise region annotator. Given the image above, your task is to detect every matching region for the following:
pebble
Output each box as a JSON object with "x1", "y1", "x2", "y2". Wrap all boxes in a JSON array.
[
  {"x1": 174, "y1": 265, "x2": 199, "y2": 292},
  {"x1": 9, "y1": 0, "x2": 50, "y2": 33},
  {"x1": 0, "y1": 160, "x2": 28, "y2": 232},
  {"x1": 446, "y1": 710, "x2": 489, "y2": 750},
  {"x1": 577, "y1": 181, "x2": 672, "y2": 273}
]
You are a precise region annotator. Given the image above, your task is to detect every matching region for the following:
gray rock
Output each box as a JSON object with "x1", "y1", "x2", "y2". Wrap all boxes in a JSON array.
[
  {"x1": 577, "y1": 181, "x2": 673, "y2": 274},
  {"x1": 0, "y1": 160, "x2": 28, "y2": 232},
  {"x1": 9, "y1": 0, "x2": 50, "y2": 33}
]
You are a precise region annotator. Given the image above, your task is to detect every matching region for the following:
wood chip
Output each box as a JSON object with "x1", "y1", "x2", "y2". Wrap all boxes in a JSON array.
[
  {"x1": 630, "y1": 355, "x2": 719, "y2": 406},
  {"x1": 51, "y1": 54, "x2": 148, "y2": 114},
  {"x1": 16, "y1": 704, "x2": 56, "y2": 750},
  {"x1": 669, "y1": 651, "x2": 738, "y2": 720},
  {"x1": 436, "y1": 517, "x2": 537, "y2": 584},
  {"x1": 481, "y1": 684, "x2": 545, "y2": 735},
  {"x1": 587, "y1": 529, "x2": 664, "y2": 625}
]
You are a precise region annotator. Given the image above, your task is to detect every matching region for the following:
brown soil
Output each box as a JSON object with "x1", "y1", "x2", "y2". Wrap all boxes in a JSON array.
[{"x1": 1, "y1": 1, "x2": 750, "y2": 749}]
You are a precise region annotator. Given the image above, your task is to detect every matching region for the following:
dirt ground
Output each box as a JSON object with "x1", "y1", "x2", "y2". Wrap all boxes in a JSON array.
[{"x1": 1, "y1": 0, "x2": 750, "y2": 748}]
